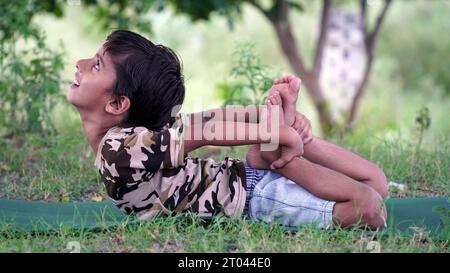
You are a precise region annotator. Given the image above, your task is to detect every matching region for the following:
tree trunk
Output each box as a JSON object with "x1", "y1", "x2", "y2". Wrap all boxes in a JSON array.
[
  {"x1": 271, "y1": 20, "x2": 335, "y2": 135},
  {"x1": 266, "y1": 1, "x2": 335, "y2": 136},
  {"x1": 249, "y1": 0, "x2": 392, "y2": 136}
]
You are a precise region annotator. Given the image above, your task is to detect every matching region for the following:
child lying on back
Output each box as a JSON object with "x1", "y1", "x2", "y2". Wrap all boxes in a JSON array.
[{"x1": 68, "y1": 30, "x2": 387, "y2": 229}]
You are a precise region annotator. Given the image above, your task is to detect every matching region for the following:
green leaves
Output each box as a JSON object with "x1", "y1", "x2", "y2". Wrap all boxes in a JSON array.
[
  {"x1": 0, "y1": 1, "x2": 65, "y2": 136},
  {"x1": 219, "y1": 42, "x2": 276, "y2": 107}
]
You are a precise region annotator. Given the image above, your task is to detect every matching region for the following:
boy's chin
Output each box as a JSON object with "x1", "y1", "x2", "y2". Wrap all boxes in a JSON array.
[
  {"x1": 67, "y1": 86, "x2": 81, "y2": 107},
  {"x1": 66, "y1": 91, "x2": 76, "y2": 106},
  {"x1": 66, "y1": 93, "x2": 82, "y2": 110}
]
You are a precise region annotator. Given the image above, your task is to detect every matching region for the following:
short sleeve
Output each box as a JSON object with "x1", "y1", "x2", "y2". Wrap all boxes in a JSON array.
[{"x1": 123, "y1": 113, "x2": 187, "y2": 172}]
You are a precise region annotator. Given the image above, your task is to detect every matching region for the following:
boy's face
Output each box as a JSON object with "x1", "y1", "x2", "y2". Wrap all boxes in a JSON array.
[{"x1": 67, "y1": 46, "x2": 117, "y2": 112}]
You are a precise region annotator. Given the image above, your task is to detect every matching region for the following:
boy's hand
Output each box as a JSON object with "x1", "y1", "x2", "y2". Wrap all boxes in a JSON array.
[
  {"x1": 292, "y1": 111, "x2": 313, "y2": 145},
  {"x1": 245, "y1": 127, "x2": 303, "y2": 171},
  {"x1": 269, "y1": 126, "x2": 304, "y2": 170}
]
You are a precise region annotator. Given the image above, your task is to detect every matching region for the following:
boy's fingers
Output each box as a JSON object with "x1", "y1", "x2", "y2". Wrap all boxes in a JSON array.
[
  {"x1": 271, "y1": 149, "x2": 298, "y2": 169},
  {"x1": 299, "y1": 123, "x2": 310, "y2": 138},
  {"x1": 301, "y1": 128, "x2": 313, "y2": 144},
  {"x1": 270, "y1": 158, "x2": 286, "y2": 169},
  {"x1": 296, "y1": 120, "x2": 307, "y2": 135},
  {"x1": 292, "y1": 116, "x2": 302, "y2": 131},
  {"x1": 301, "y1": 128, "x2": 312, "y2": 145},
  {"x1": 307, "y1": 131, "x2": 314, "y2": 143}
]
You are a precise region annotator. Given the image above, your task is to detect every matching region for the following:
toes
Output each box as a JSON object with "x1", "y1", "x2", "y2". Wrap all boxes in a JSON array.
[
  {"x1": 269, "y1": 92, "x2": 282, "y2": 106},
  {"x1": 269, "y1": 94, "x2": 277, "y2": 106},
  {"x1": 266, "y1": 98, "x2": 272, "y2": 108},
  {"x1": 275, "y1": 93, "x2": 282, "y2": 105}
]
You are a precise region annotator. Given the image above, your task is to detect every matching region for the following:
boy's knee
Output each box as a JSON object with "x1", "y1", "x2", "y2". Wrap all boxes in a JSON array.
[
  {"x1": 355, "y1": 186, "x2": 387, "y2": 228},
  {"x1": 368, "y1": 165, "x2": 389, "y2": 198}
]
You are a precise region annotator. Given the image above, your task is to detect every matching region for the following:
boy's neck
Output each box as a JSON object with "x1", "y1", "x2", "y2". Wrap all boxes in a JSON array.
[{"x1": 79, "y1": 110, "x2": 120, "y2": 156}]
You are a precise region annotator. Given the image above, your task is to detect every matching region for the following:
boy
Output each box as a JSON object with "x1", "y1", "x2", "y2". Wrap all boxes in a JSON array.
[{"x1": 68, "y1": 30, "x2": 387, "y2": 229}]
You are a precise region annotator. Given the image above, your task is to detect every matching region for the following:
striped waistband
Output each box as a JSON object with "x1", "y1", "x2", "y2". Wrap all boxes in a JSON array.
[{"x1": 243, "y1": 165, "x2": 263, "y2": 216}]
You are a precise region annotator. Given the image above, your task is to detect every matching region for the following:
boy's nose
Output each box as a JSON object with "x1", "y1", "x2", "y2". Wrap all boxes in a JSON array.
[
  {"x1": 75, "y1": 58, "x2": 87, "y2": 72},
  {"x1": 75, "y1": 60, "x2": 81, "y2": 72}
]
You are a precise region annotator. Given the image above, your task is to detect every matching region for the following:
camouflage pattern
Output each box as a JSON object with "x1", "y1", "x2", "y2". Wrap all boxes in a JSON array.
[{"x1": 95, "y1": 113, "x2": 247, "y2": 219}]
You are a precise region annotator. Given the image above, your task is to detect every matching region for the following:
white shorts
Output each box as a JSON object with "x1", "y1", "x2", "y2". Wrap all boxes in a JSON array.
[{"x1": 244, "y1": 164, "x2": 335, "y2": 229}]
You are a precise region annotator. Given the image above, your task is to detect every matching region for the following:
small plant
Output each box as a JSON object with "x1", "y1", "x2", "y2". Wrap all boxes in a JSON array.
[
  {"x1": 218, "y1": 42, "x2": 278, "y2": 106},
  {"x1": 414, "y1": 106, "x2": 431, "y2": 147}
]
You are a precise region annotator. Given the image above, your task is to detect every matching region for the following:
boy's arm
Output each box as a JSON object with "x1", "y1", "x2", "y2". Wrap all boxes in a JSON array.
[
  {"x1": 187, "y1": 105, "x2": 265, "y2": 126},
  {"x1": 183, "y1": 121, "x2": 299, "y2": 154}
]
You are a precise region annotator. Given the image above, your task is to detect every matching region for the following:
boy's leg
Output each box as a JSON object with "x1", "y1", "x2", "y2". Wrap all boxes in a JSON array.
[
  {"x1": 302, "y1": 137, "x2": 388, "y2": 197},
  {"x1": 245, "y1": 127, "x2": 387, "y2": 227},
  {"x1": 259, "y1": 152, "x2": 387, "y2": 228},
  {"x1": 260, "y1": 85, "x2": 386, "y2": 200}
]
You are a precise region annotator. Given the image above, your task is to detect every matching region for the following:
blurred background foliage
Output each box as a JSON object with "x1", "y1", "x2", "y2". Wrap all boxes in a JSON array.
[
  {"x1": 0, "y1": 0, "x2": 448, "y2": 141},
  {"x1": 0, "y1": 1, "x2": 65, "y2": 136}
]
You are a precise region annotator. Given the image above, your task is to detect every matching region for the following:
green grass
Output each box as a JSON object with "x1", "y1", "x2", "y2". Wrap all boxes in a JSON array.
[
  {"x1": 0, "y1": 131, "x2": 104, "y2": 202},
  {"x1": 0, "y1": 127, "x2": 448, "y2": 252},
  {"x1": 0, "y1": 215, "x2": 448, "y2": 253}
]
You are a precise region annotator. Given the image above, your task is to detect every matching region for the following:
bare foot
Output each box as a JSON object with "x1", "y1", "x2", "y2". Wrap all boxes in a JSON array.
[
  {"x1": 267, "y1": 75, "x2": 301, "y2": 127},
  {"x1": 265, "y1": 91, "x2": 302, "y2": 170}
]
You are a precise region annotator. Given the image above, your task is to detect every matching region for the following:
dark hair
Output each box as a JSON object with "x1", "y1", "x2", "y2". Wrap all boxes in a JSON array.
[{"x1": 103, "y1": 30, "x2": 185, "y2": 131}]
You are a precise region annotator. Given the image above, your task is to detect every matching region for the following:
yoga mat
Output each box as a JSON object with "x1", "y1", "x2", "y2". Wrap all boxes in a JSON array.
[
  {"x1": 0, "y1": 198, "x2": 448, "y2": 239},
  {"x1": 0, "y1": 199, "x2": 132, "y2": 233}
]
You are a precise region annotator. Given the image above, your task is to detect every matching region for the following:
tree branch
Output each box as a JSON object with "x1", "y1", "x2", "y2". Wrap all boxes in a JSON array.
[
  {"x1": 246, "y1": 0, "x2": 270, "y2": 17},
  {"x1": 348, "y1": 0, "x2": 393, "y2": 128},
  {"x1": 361, "y1": 0, "x2": 392, "y2": 54},
  {"x1": 269, "y1": 0, "x2": 309, "y2": 76},
  {"x1": 367, "y1": 0, "x2": 392, "y2": 49},
  {"x1": 313, "y1": 0, "x2": 332, "y2": 76},
  {"x1": 360, "y1": 0, "x2": 368, "y2": 39}
]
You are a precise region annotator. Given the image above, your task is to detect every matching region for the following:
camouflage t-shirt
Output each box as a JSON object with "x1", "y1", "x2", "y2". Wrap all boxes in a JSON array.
[{"x1": 94, "y1": 113, "x2": 247, "y2": 219}]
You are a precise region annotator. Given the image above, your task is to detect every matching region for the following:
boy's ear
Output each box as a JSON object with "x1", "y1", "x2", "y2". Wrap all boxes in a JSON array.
[{"x1": 105, "y1": 96, "x2": 130, "y2": 115}]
